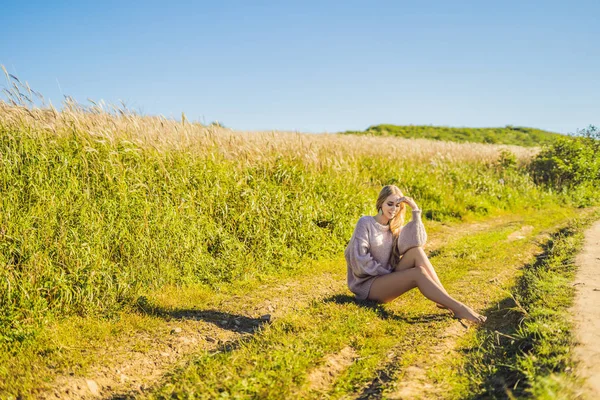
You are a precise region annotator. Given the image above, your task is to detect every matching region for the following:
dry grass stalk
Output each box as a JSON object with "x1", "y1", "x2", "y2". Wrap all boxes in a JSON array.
[{"x1": 0, "y1": 101, "x2": 537, "y2": 167}]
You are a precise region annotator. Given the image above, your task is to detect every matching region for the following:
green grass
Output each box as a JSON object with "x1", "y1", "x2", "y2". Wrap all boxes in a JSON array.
[
  {"x1": 424, "y1": 209, "x2": 600, "y2": 399},
  {"x1": 342, "y1": 124, "x2": 564, "y2": 147},
  {"x1": 0, "y1": 206, "x2": 578, "y2": 398},
  {"x1": 144, "y1": 207, "x2": 579, "y2": 399},
  {"x1": 0, "y1": 116, "x2": 565, "y2": 345},
  {"x1": 0, "y1": 99, "x2": 597, "y2": 398}
]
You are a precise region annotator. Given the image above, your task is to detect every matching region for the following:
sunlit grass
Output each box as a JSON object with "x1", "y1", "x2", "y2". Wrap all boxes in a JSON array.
[
  {"x1": 0, "y1": 69, "x2": 596, "y2": 398},
  {"x1": 0, "y1": 95, "x2": 557, "y2": 347},
  {"x1": 146, "y1": 207, "x2": 578, "y2": 399},
  {"x1": 426, "y1": 210, "x2": 600, "y2": 399}
]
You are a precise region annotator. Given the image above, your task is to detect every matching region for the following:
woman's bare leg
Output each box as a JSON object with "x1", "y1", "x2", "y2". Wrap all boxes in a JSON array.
[
  {"x1": 368, "y1": 266, "x2": 485, "y2": 323},
  {"x1": 396, "y1": 247, "x2": 450, "y2": 307},
  {"x1": 396, "y1": 247, "x2": 447, "y2": 292}
]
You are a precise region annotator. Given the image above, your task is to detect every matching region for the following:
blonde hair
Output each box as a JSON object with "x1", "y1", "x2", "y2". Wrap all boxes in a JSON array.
[{"x1": 375, "y1": 185, "x2": 407, "y2": 268}]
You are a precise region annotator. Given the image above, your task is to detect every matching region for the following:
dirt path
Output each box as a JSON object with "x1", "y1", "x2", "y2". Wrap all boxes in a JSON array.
[
  {"x1": 41, "y1": 272, "x2": 342, "y2": 399},
  {"x1": 33, "y1": 214, "x2": 523, "y2": 399},
  {"x1": 386, "y1": 321, "x2": 465, "y2": 400},
  {"x1": 572, "y1": 219, "x2": 600, "y2": 398}
]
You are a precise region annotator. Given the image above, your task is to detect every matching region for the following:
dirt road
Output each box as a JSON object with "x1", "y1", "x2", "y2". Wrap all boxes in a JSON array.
[{"x1": 573, "y1": 219, "x2": 600, "y2": 398}]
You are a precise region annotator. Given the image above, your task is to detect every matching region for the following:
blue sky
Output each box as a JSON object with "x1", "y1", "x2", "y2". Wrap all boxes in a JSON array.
[{"x1": 1, "y1": 1, "x2": 598, "y2": 134}]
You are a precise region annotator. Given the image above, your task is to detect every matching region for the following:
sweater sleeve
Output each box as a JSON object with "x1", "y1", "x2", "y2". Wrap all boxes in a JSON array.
[
  {"x1": 345, "y1": 218, "x2": 391, "y2": 278},
  {"x1": 397, "y1": 210, "x2": 428, "y2": 255}
]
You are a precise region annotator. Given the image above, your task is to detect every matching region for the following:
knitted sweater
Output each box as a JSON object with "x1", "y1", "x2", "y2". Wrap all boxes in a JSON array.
[{"x1": 345, "y1": 210, "x2": 427, "y2": 300}]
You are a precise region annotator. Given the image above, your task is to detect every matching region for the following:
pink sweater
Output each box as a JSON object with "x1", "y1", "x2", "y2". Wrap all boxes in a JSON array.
[{"x1": 344, "y1": 210, "x2": 427, "y2": 300}]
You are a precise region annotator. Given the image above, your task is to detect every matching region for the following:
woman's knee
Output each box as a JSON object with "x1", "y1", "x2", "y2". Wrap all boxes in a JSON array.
[
  {"x1": 411, "y1": 265, "x2": 428, "y2": 282},
  {"x1": 405, "y1": 246, "x2": 427, "y2": 261},
  {"x1": 404, "y1": 246, "x2": 423, "y2": 256}
]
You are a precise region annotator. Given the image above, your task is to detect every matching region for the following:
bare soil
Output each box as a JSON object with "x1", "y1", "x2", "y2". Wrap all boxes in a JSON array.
[
  {"x1": 386, "y1": 321, "x2": 466, "y2": 400},
  {"x1": 41, "y1": 276, "x2": 342, "y2": 399},
  {"x1": 572, "y1": 219, "x2": 600, "y2": 398},
  {"x1": 42, "y1": 319, "x2": 242, "y2": 399},
  {"x1": 506, "y1": 225, "x2": 533, "y2": 241},
  {"x1": 306, "y1": 346, "x2": 359, "y2": 392}
]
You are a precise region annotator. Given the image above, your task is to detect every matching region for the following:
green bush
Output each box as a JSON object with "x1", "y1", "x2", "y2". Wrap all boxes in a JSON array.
[
  {"x1": 495, "y1": 149, "x2": 517, "y2": 170},
  {"x1": 528, "y1": 126, "x2": 600, "y2": 207},
  {"x1": 529, "y1": 126, "x2": 600, "y2": 186}
]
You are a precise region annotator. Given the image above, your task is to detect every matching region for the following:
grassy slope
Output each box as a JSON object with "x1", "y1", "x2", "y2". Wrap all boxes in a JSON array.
[
  {"x1": 0, "y1": 207, "x2": 580, "y2": 398},
  {"x1": 0, "y1": 103, "x2": 596, "y2": 398},
  {"x1": 0, "y1": 105, "x2": 558, "y2": 345},
  {"x1": 342, "y1": 124, "x2": 564, "y2": 147}
]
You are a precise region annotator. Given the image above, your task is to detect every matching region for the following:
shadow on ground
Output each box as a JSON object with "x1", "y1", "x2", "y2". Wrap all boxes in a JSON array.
[
  {"x1": 107, "y1": 304, "x2": 270, "y2": 399},
  {"x1": 135, "y1": 295, "x2": 268, "y2": 334},
  {"x1": 322, "y1": 294, "x2": 449, "y2": 324}
]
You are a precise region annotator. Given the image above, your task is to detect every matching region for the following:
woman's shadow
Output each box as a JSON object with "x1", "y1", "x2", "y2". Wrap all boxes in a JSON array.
[
  {"x1": 321, "y1": 294, "x2": 449, "y2": 324},
  {"x1": 135, "y1": 295, "x2": 268, "y2": 334}
]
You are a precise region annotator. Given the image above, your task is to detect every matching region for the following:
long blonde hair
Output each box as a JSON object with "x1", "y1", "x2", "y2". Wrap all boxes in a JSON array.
[{"x1": 375, "y1": 185, "x2": 406, "y2": 268}]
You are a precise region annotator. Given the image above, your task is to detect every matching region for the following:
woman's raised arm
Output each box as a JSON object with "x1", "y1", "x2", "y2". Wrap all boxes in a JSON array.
[{"x1": 397, "y1": 210, "x2": 428, "y2": 256}]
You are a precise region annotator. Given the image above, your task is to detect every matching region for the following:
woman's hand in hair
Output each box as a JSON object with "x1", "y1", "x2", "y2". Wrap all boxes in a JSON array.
[{"x1": 399, "y1": 196, "x2": 419, "y2": 210}]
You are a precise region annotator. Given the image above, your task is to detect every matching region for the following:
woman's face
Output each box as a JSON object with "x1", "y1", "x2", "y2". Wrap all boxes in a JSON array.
[{"x1": 381, "y1": 194, "x2": 403, "y2": 220}]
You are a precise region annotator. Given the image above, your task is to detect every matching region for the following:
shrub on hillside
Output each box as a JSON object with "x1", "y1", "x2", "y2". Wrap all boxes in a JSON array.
[
  {"x1": 495, "y1": 149, "x2": 517, "y2": 170},
  {"x1": 529, "y1": 126, "x2": 600, "y2": 205},
  {"x1": 529, "y1": 126, "x2": 600, "y2": 186}
]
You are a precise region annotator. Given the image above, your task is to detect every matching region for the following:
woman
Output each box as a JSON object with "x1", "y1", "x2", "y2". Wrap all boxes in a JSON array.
[{"x1": 345, "y1": 185, "x2": 486, "y2": 324}]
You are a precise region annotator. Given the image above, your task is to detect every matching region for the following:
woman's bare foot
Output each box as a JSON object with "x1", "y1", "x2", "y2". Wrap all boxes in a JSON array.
[{"x1": 452, "y1": 304, "x2": 486, "y2": 324}]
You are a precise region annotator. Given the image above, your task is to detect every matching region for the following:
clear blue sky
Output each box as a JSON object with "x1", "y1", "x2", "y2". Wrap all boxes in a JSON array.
[{"x1": 2, "y1": 0, "x2": 598, "y2": 134}]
